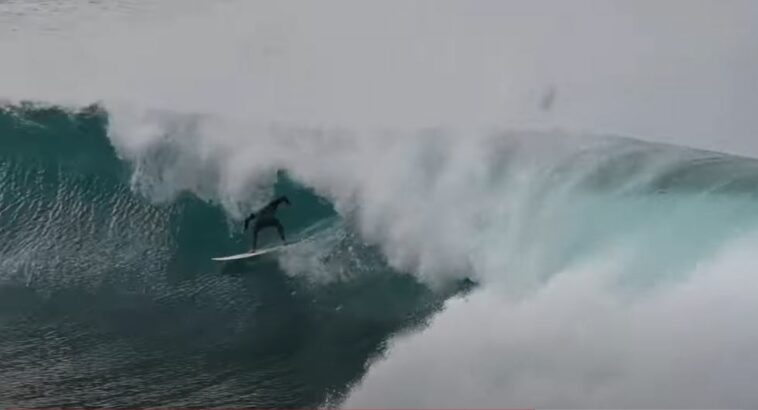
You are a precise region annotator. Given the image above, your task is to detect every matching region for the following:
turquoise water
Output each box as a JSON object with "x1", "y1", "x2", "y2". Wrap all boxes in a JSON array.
[
  {"x1": 0, "y1": 104, "x2": 465, "y2": 407},
  {"x1": 3, "y1": 103, "x2": 758, "y2": 407},
  {"x1": 3, "y1": 1, "x2": 758, "y2": 406}
]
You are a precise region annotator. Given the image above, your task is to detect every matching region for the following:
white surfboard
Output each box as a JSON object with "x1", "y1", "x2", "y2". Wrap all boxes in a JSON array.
[{"x1": 212, "y1": 241, "x2": 296, "y2": 262}]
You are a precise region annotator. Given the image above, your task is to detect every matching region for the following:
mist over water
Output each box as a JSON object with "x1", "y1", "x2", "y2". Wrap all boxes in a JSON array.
[
  {"x1": 2, "y1": 0, "x2": 758, "y2": 407},
  {"x1": 3, "y1": 0, "x2": 758, "y2": 152}
]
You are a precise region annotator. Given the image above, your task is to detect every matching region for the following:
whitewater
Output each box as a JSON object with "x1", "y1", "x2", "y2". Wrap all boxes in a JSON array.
[{"x1": 2, "y1": 1, "x2": 758, "y2": 408}]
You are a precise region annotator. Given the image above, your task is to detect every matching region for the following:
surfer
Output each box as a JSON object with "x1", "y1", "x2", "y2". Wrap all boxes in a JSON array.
[{"x1": 244, "y1": 195, "x2": 291, "y2": 250}]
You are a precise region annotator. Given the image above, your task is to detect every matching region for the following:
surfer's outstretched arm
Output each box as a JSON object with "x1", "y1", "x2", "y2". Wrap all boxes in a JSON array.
[{"x1": 272, "y1": 195, "x2": 291, "y2": 209}]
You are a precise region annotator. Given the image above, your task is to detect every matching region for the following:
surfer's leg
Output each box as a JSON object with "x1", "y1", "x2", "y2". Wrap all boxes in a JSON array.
[
  {"x1": 252, "y1": 223, "x2": 264, "y2": 250},
  {"x1": 273, "y1": 219, "x2": 286, "y2": 242}
]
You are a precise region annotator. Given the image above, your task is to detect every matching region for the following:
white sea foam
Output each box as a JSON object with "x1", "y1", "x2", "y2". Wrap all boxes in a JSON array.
[{"x1": 3, "y1": 1, "x2": 758, "y2": 406}]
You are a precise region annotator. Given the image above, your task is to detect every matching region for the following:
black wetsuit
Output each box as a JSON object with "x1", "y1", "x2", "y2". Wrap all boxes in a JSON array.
[{"x1": 244, "y1": 196, "x2": 291, "y2": 250}]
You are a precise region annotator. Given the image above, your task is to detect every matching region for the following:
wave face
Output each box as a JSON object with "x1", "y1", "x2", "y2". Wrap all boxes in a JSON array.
[
  {"x1": 0, "y1": 105, "x2": 456, "y2": 407},
  {"x1": 3, "y1": 101, "x2": 758, "y2": 407}
]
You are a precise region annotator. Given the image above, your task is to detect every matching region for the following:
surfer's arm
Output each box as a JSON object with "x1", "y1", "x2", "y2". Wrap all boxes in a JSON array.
[
  {"x1": 275, "y1": 195, "x2": 291, "y2": 207},
  {"x1": 243, "y1": 213, "x2": 256, "y2": 230}
]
